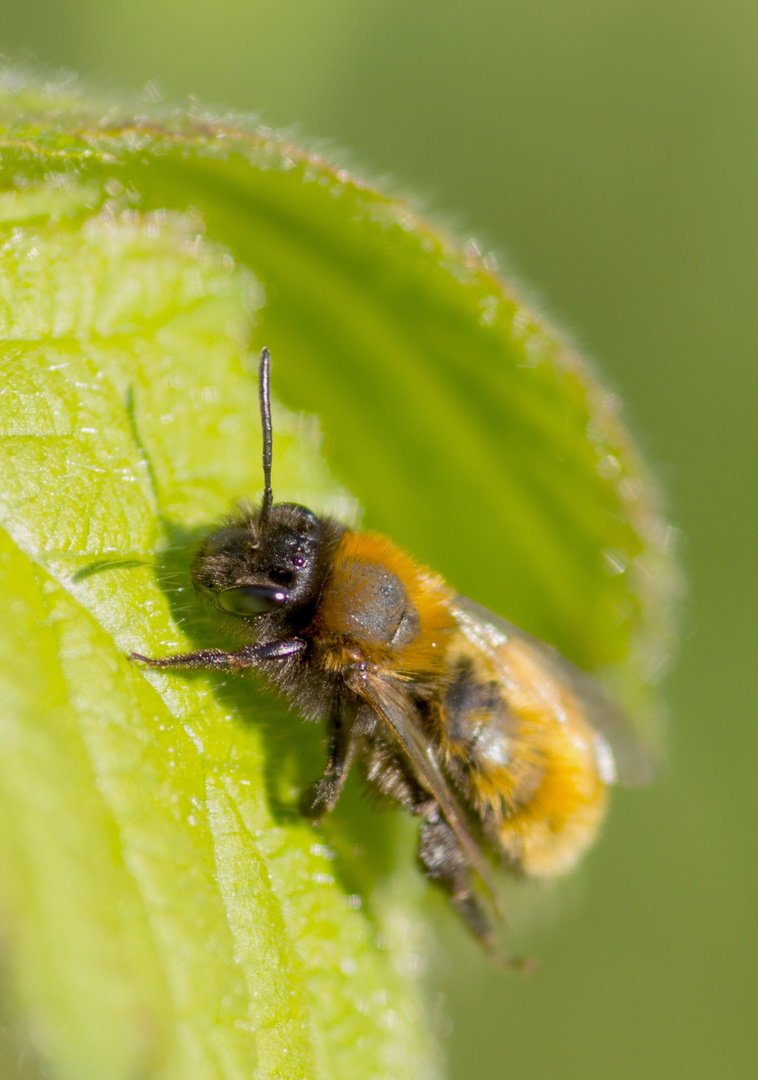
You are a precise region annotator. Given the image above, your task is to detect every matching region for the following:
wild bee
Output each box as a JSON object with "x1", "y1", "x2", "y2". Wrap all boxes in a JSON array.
[{"x1": 133, "y1": 349, "x2": 651, "y2": 960}]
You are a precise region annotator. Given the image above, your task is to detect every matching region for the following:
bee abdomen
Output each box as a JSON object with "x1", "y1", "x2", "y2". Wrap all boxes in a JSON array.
[{"x1": 439, "y1": 657, "x2": 541, "y2": 799}]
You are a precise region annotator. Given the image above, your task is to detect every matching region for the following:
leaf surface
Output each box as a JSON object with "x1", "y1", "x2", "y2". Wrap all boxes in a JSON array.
[{"x1": 0, "y1": 78, "x2": 676, "y2": 1079}]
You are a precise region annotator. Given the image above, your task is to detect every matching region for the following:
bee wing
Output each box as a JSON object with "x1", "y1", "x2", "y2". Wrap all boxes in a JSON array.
[
  {"x1": 343, "y1": 665, "x2": 505, "y2": 922},
  {"x1": 451, "y1": 595, "x2": 658, "y2": 787}
]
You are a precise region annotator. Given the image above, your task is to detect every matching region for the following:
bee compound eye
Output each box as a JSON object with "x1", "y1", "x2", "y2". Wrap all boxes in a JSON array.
[{"x1": 217, "y1": 585, "x2": 289, "y2": 615}]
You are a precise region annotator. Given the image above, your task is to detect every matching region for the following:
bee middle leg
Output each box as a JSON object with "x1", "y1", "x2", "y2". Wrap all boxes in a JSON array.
[{"x1": 300, "y1": 700, "x2": 358, "y2": 820}]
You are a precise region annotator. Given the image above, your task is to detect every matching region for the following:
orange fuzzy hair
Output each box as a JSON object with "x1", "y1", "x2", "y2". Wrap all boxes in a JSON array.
[{"x1": 317, "y1": 530, "x2": 457, "y2": 681}]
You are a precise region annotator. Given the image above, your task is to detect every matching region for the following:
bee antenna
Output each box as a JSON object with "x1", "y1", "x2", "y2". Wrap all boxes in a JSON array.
[{"x1": 258, "y1": 347, "x2": 274, "y2": 520}]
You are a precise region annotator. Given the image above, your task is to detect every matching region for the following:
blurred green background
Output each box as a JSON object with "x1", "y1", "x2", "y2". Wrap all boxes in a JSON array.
[{"x1": 3, "y1": 2, "x2": 755, "y2": 1078}]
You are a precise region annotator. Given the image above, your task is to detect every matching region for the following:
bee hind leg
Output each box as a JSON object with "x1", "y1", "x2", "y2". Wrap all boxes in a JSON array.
[
  {"x1": 417, "y1": 815, "x2": 495, "y2": 948},
  {"x1": 418, "y1": 815, "x2": 534, "y2": 971}
]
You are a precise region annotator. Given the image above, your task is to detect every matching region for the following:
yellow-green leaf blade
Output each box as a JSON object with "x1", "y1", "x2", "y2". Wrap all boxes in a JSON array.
[{"x1": 0, "y1": 77, "x2": 676, "y2": 1080}]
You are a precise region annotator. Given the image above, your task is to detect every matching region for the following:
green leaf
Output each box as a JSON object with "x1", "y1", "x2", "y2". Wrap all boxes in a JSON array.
[{"x1": 0, "y1": 74, "x2": 677, "y2": 1079}]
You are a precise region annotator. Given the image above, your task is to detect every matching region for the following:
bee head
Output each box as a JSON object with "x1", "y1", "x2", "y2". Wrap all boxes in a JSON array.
[
  {"x1": 192, "y1": 348, "x2": 341, "y2": 630},
  {"x1": 193, "y1": 501, "x2": 326, "y2": 621}
]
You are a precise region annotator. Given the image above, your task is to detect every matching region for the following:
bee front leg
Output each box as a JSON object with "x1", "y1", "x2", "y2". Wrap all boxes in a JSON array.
[
  {"x1": 300, "y1": 700, "x2": 358, "y2": 820},
  {"x1": 131, "y1": 638, "x2": 306, "y2": 670}
]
